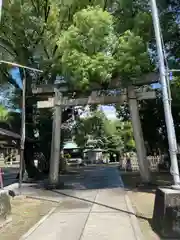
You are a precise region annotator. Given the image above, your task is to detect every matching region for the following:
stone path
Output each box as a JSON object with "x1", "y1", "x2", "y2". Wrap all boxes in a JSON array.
[{"x1": 16, "y1": 166, "x2": 143, "y2": 240}]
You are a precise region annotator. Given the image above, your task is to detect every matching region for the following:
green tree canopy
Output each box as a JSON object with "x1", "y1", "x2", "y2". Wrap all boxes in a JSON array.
[
  {"x1": 73, "y1": 110, "x2": 134, "y2": 152},
  {"x1": 57, "y1": 6, "x2": 116, "y2": 90},
  {"x1": 57, "y1": 5, "x2": 152, "y2": 89},
  {"x1": 0, "y1": 105, "x2": 11, "y2": 122}
]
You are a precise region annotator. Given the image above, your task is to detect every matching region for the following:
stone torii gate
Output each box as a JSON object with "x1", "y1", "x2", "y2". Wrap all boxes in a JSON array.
[{"x1": 33, "y1": 73, "x2": 158, "y2": 187}]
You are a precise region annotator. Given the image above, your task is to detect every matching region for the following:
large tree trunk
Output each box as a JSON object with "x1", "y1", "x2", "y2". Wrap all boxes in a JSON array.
[
  {"x1": 16, "y1": 102, "x2": 42, "y2": 180},
  {"x1": 24, "y1": 99, "x2": 42, "y2": 179},
  {"x1": 21, "y1": 68, "x2": 41, "y2": 179},
  {"x1": 24, "y1": 140, "x2": 42, "y2": 179},
  {"x1": 38, "y1": 109, "x2": 53, "y2": 174}
]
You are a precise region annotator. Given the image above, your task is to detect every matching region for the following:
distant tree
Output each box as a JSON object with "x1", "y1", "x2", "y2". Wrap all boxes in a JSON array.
[
  {"x1": 73, "y1": 109, "x2": 134, "y2": 152},
  {"x1": 0, "y1": 105, "x2": 13, "y2": 126}
]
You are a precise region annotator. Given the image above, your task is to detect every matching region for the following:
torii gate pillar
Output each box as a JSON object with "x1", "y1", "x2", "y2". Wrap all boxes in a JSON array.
[
  {"x1": 48, "y1": 88, "x2": 62, "y2": 187},
  {"x1": 128, "y1": 86, "x2": 151, "y2": 183}
]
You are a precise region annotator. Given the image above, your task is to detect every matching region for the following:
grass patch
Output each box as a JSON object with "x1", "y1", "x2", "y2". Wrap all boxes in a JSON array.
[{"x1": 0, "y1": 196, "x2": 58, "y2": 240}]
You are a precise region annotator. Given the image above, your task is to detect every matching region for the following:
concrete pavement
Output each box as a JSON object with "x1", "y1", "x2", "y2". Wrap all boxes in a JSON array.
[{"x1": 19, "y1": 166, "x2": 143, "y2": 240}]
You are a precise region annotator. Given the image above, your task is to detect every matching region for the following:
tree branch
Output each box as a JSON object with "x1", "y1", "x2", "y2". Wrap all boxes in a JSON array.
[
  {"x1": 103, "y1": 0, "x2": 108, "y2": 10},
  {"x1": 0, "y1": 37, "x2": 17, "y2": 55},
  {"x1": 0, "y1": 44, "x2": 15, "y2": 56},
  {"x1": 44, "y1": 0, "x2": 50, "y2": 22},
  {"x1": 43, "y1": 44, "x2": 50, "y2": 59},
  {"x1": 52, "y1": 45, "x2": 58, "y2": 57},
  {"x1": 31, "y1": 1, "x2": 50, "y2": 50},
  {"x1": 30, "y1": 0, "x2": 38, "y2": 14}
]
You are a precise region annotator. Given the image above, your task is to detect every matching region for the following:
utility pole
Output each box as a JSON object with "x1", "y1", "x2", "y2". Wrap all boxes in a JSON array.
[
  {"x1": 19, "y1": 69, "x2": 26, "y2": 191},
  {"x1": 150, "y1": 0, "x2": 180, "y2": 186}
]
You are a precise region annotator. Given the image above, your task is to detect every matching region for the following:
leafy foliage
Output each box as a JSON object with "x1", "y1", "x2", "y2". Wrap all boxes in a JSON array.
[
  {"x1": 116, "y1": 78, "x2": 180, "y2": 154},
  {"x1": 57, "y1": 6, "x2": 116, "y2": 90},
  {"x1": 114, "y1": 30, "x2": 151, "y2": 84},
  {"x1": 57, "y1": 5, "x2": 152, "y2": 88},
  {"x1": 1, "y1": 0, "x2": 154, "y2": 90},
  {"x1": 73, "y1": 110, "x2": 134, "y2": 152},
  {"x1": 73, "y1": 110, "x2": 106, "y2": 148},
  {"x1": 0, "y1": 105, "x2": 21, "y2": 132},
  {"x1": 0, "y1": 105, "x2": 11, "y2": 122}
]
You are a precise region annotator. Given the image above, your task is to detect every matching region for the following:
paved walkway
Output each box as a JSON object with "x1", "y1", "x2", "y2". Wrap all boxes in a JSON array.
[{"x1": 19, "y1": 166, "x2": 143, "y2": 240}]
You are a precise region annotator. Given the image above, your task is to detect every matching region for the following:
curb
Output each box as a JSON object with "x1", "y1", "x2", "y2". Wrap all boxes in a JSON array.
[
  {"x1": 26, "y1": 195, "x2": 60, "y2": 203},
  {"x1": 118, "y1": 170, "x2": 144, "y2": 240},
  {"x1": 19, "y1": 206, "x2": 57, "y2": 240},
  {"x1": 124, "y1": 194, "x2": 144, "y2": 240},
  {"x1": 4, "y1": 183, "x2": 18, "y2": 191}
]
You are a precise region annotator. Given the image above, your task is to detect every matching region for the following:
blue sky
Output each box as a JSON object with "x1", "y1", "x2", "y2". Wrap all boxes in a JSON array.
[
  {"x1": 101, "y1": 105, "x2": 117, "y2": 119},
  {"x1": 10, "y1": 67, "x2": 23, "y2": 89}
]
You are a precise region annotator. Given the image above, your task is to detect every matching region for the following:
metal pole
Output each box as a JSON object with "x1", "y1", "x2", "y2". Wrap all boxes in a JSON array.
[
  {"x1": 19, "y1": 69, "x2": 26, "y2": 191},
  {"x1": 150, "y1": 0, "x2": 180, "y2": 186}
]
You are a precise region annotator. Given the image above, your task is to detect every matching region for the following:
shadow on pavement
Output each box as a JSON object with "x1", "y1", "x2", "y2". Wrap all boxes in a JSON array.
[
  {"x1": 26, "y1": 166, "x2": 151, "y2": 221},
  {"x1": 51, "y1": 189, "x2": 151, "y2": 222},
  {"x1": 120, "y1": 171, "x2": 173, "y2": 194},
  {"x1": 60, "y1": 166, "x2": 124, "y2": 190}
]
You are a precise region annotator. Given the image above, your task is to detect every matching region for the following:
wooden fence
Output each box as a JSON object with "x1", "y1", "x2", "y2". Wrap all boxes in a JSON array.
[{"x1": 120, "y1": 155, "x2": 162, "y2": 172}]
